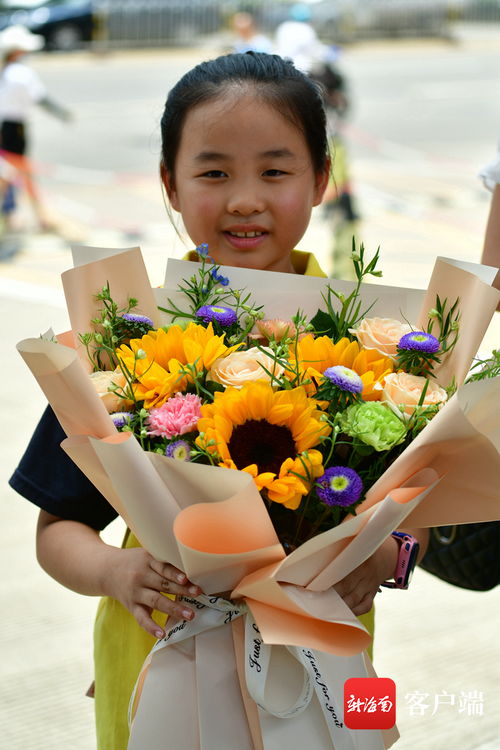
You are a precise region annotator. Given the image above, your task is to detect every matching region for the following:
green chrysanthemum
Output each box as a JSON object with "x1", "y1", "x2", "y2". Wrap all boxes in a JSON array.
[{"x1": 339, "y1": 401, "x2": 406, "y2": 452}]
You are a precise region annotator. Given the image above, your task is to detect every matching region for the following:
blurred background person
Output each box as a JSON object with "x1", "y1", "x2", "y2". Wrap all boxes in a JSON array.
[
  {"x1": 309, "y1": 54, "x2": 361, "y2": 280},
  {"x1": 274, "y1": 2, "x2": 328, "y2": 74},
  {"x1": 275, "y1": 3, "x2": 360, "y2": 279},
  {"x1": 0, "y1": 24, "x2": 72, "y2": 232},
  {"x1": 231, "y1": 10, "x2": 272, "y2": 54}
]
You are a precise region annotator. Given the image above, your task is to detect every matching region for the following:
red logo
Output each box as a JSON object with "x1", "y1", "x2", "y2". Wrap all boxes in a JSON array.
[{"x1": 344, "y1": 677, "x2": 396, "y2": 730}]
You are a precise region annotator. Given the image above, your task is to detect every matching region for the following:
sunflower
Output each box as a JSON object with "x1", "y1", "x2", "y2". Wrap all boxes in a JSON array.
[
  {"x1": 288, "y1": 334, "x2": 394, "y2": 400},
  {"x1": 117, "y1": 322, "x2": 240, "y2": 409},
  {"x1": 196, "y1": 381, "x2": 330, "y2": 510}
]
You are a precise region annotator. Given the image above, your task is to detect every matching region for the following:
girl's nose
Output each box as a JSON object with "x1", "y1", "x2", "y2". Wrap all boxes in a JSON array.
[{"x1": 226, "y1": 182, "x2": 265, "y2": 215}]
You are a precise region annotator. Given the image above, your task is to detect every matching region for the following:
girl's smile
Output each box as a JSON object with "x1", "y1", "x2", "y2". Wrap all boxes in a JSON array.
[
  {"x1": 164, "y1": 89, "x2": 329, "y2": 273},
  {"x1": 223, "y1": 224, "x2": 269, "y2": 250}
]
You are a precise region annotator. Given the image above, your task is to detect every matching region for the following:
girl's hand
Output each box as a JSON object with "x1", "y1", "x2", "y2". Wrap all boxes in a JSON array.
[
  {"x1": 35, "y1": 512, "x2": 206, "y2": 640},
  {"x1": 334, "y1": 535, "x2": 399, "y2": 616},
  {"x1": 103, "y1": 546, "x2": 203, "y2": 639}
]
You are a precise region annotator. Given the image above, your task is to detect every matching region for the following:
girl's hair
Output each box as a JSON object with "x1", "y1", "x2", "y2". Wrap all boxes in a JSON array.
[{"x1": 160, "y1": 52, "x2": 329, "y2": 181}]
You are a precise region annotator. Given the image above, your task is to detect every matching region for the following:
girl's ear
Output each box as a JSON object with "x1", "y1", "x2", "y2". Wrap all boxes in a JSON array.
[
  {"x1": 160, "y1": 162, "x2": 180, "y2": 212},
  {"x1": 312, "y1": 157, "x2": 331, "y2": 207}
]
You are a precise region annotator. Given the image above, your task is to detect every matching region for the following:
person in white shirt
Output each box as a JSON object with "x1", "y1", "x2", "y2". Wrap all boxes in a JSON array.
[
  {"x1": 274, "y1": 3, "x2": 327, "y2": 74},
  {"x1": 0, "y1": 25, "x2": 71, "y2": 230}
]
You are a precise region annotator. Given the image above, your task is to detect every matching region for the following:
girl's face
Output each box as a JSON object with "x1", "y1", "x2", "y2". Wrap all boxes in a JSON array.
[{"x1": 163, "y1": 90, "x2": 329, "y2": 273}]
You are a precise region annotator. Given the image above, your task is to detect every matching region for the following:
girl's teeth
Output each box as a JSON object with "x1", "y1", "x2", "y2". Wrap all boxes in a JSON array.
[{"x1": 230, "y1": 231, "x2": 263, "y2": 238}]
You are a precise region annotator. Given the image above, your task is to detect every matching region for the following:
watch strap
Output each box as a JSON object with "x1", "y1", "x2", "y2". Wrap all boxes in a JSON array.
[{"x1": 381, "y1": 531, "x2": 419, "y2": 589}]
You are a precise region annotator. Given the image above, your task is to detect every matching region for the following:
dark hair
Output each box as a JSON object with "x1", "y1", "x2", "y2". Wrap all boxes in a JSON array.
[{"x1": 160, "y1": 52, "x2": 329, "y2": 181}]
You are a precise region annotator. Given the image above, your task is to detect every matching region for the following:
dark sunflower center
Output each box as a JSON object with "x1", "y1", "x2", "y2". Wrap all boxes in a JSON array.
[{"x1": 228, "y1": 419, "x2": 296, "y2": 475}]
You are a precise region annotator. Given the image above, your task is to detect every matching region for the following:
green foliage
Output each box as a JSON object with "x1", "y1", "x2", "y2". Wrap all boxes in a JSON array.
[
  {"x1": 309, "y1": 239, "x2": 381, "y2": 340},
  {"x1": 426, "y1": 295, "x2": 460, "y2": 357},
  {"x1": 466, "y1": 349, "x2": 500, "y2": 382},
  {"x1": 78, "y1": 283, "x2": 148, "y2": 371}
]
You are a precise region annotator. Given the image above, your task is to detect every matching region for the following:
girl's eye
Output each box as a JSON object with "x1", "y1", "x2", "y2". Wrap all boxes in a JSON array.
[
  {"x1": 263, "y1": 169, "x2": 286, "y2": 177},
  {"x1": 201, "y1": 170, "x2": 227, "y2": 178}
]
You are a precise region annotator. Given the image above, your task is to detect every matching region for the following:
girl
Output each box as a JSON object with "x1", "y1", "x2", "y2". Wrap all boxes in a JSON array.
[{"x1": 9, "y1": 52, "x2": 428, "y2": 750}]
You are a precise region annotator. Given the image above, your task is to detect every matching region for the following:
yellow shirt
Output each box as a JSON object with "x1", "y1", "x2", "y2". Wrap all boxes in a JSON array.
[
  {"x1": 184, "y1": 247, "x2": 327, "y2": 277},
  {"x1": 93, "y1": 250, "x2": 374, "y2": 750}
]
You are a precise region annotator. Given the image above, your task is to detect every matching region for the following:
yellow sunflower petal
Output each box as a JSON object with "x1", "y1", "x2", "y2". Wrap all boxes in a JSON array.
[
  {"x1": 213, "y1": 413, "x2": 233, "y2": 442},
  {"x1": 267, "y1": 402, "x2": 294, "y2": 425},
  {"x1": 255, "y1": 472, "x2": 276, "y2": 488},
  {"x1": 337, "y1": 340, "x2": 360, "y2": 368},
  {"x1": 268, "y1": 475, "x2": 307, "y2": 509}
]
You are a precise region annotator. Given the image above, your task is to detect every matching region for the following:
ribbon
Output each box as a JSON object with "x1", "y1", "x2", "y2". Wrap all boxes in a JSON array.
[{"x1": 243, "y1": 615, "x2": 357, "y2": 750}]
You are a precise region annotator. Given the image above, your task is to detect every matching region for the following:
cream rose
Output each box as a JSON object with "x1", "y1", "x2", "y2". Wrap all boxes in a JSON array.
[
  {"x1": 350, "y1": 317, "x2": 413, "y2": 358},
  {"x1": 381, "y1": 372, "x2": 448, "y2": 417},
  {"x1": 208, "y1": 347, "x2": 285, "y2": 389},
  {"x1": 90, "y1": 369, "x2": 131, "y2": 413}
]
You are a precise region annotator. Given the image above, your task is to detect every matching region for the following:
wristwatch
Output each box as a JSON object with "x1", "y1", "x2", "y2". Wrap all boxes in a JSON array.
[{"x1": 381, "y1": 531, "x2": 420, "y2": 589}]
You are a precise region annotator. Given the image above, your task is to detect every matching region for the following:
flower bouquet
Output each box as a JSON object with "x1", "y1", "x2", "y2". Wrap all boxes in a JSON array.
[{"x1": 17, "y1": 243, "x2": 500, "y2": 750}]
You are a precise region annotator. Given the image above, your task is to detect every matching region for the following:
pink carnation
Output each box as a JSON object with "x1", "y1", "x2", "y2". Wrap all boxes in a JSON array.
[{"x1": 146, "y1": 393, "x2": 202, "y2": 438}]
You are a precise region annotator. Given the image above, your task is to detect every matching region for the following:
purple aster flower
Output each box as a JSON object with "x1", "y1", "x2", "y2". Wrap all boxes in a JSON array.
[
  {"x1": 120, "y1": 313, "x2": 154, "y2": 328},
  {"x1": 165, "y1": 440, "x2": 191, "y2": 461},
  {"x1": 398, "y1": 331, "x2": 440, "y2": 354},
  {"x1": 323, "y1": 365, "x2": 363, "y2": 394},
  {"x1": 110, "y1": 411, "x2": 135, "y2": 429},
  {"x1": 196, "y1": 304, "x2": 237, "y2": 327},
  {"x1": 316, "y1": 466, "x2": 363, "y2": 507},
  {"x1": 210, "y1": 267, "x2": 230, "y2": 286}
]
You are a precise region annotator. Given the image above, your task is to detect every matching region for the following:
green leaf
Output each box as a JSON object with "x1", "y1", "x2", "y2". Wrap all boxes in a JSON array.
[{"x1": 309, "y1": 308, "x2": 338, "y2": 338}]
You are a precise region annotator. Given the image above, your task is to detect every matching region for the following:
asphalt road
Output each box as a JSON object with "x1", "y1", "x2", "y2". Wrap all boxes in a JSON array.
[{"x1": 2, "y1": 25, "x2": 500, "y2": 750}]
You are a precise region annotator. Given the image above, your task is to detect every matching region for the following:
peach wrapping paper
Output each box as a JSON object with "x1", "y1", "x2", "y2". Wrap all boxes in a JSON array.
[
  {"x1": 16, "y1": 337, "x2": 116, "y2": 440},
  {"x1": 61, "y1": 246, "x2": 160, "y2": 364},
  {"x1": 416, "y1": 257, "x2": 500, "y2": 385},
  {"x1": 15, "y1": 247, "x2": 500, "y2": 750}
]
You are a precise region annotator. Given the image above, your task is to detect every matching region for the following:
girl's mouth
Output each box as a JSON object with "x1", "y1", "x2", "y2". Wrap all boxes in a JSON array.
[
  {"x1": 224, "y1": 230, "x2": 268, "y2": 249},
  {"x1": 228, "y1": 231, "x2": 265, "y2": 238}
]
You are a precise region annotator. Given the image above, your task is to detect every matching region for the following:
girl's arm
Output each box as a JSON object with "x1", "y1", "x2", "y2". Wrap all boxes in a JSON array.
[
  {"x1": 334, "y1": 527, "x2": 429, "y2": 615},
  {"x1": 36, "y1": 510, "x2": 201, "y2": 639},
  {"x1": 482, "y1": 183, "x2": 500, "y2": 312}
]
